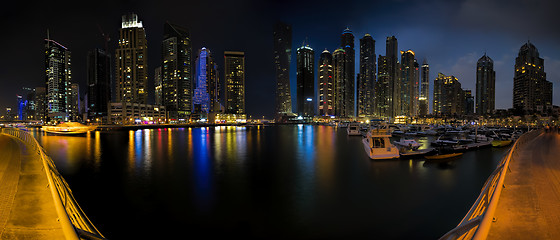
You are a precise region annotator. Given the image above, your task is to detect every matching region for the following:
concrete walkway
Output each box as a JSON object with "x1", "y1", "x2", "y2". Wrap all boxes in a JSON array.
[
  {"x1": 488, "y1": 132, "x2": 560, "y2": 239},
  {"x1": 0, "y1": 133, "x2": 64, "y2": 239}
]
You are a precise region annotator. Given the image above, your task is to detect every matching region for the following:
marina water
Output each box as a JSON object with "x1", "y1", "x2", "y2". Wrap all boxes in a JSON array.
[{"x1": 30, "y1": 125, "x2": 508, "y2": 239}]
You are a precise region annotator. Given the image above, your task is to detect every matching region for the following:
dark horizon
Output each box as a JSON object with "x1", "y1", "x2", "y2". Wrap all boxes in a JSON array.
[{"x1": 1, "y1": 0, "x2": 559, "y2": 118}]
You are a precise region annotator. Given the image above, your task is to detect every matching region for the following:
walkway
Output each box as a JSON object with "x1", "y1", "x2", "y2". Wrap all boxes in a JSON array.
[
  {"x1": 0, "y1": 133, "x2": 65, "y2": 239},
  {"x1": 488, "y1": 131, "x2": 560, "y2": 239}
]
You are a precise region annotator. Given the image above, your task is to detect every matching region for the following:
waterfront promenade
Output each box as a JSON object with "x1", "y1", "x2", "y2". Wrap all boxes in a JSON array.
[
  {"x1": 0, "y1": 133, "x2": 64, "y2": 239},
  {"x1": 488, "y1": 130, "x2": 560, "y2": 239}
]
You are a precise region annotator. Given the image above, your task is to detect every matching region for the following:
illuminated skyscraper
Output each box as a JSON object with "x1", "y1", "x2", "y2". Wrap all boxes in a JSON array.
[
  {"x1": 296, "y1": 42, "x2": 315, "y2": 117},
  {"x1": 273, "y1": 22, "x2": 293, "y2": 118},
  {"x1": 154, "y1": 66, "x2": 162, "y2": 105},
  {"x1": 513, "y1": 41, "x2": 552, "y2": 113},
  {"x1": 376, "y1": 55, "x2": 390, "y2": 118},
  {"x1": 433, "y1": 73, "x2": 464, "y2": 116},
  {"x1": 419, "y1": 59, "x2": 429, "y2": 116},
  {"x1": 318, "y1": 50, "x2": 334, "y2": 116},
  {"x1": 476, "y1": 54, "x2": 495, "y2": 115},
  {"x1": 358, "y1": 34, "x2": 375, "y2": 117},
  {"x1": 386, "y1": 36, "x2": 399, "y2": 118},
  {"x1": 399, "y1": 50, "x2": 418, "y2": 117},
  {"x1": 193, "y1": 47, "x2": 219, "y2": 115},
  {"x1": 115, "y1": 13, "x2": 148, "y2": 104},
  {"x1": 224, "y1": 51, "x2": 245, "y2": 114},
  {"x1": 87, "y1": 48, "x2": 111, "y2": 121},
  {"x1": 333, "y1": 48, "x2": 346, "y2": 117},
  {"x1": 45, "y1": 37, "x2": 71, "y2": 121},
  {"x1": 161, "y1": 22, "x2": 192, "y2": 120},
  {"x1": 340, "y1": 28, "x2": 355, "y2": 117}
]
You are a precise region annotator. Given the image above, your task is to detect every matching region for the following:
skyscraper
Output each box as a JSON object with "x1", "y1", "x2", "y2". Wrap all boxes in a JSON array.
[
  {"x1": 475, "y1": 54, "x2": 495, "y2": 115},
  {"x1": 296, "y1": 42, "x2": 315, "y2": 117},
  {"x1": 193, "y1": 47, "x2": 219, "y2": 115},
  {"x1": 376, "y1": 55, "x2": 390, "y2": 118},
  {"x1": 154, "y1": 66, "x2": 162, "y2": 105},
  {"x1": 386, "y1": 36, "x2": 399, "y2": 118},
  {"x1": 335, "y1": 28, "x2": 355, "y2": 118},
  {"x1": 399, "y1": 50, "x2": 418, "y2": 117},
  {"x1": 273, "y1": 22, "x2": 293, "y2": 118},
  {"x1": 45, "y1": 37, "x2": 71, "y2": 121},
  {"x1": 513, "y1": 41, "x2": 552, "y2": 113},
  {"x1": 161, "y1": 22, "x2": 192, "y2": 120},
  {"x1": 115, "y1": 13, "x2": 148, "y2": 104},
  {"x1": 87, "y1": 48, "x2": 112, "y2": 121},
  {"x1": 318, "y1": 50, "x2": 334, "y2": 116},
  {"x1": 419, "y1": 59, "x2": 429, "y2": 116},
  {"x1": 224, "y1": 51, "x2": 245, "y2": 114},
  {"x1": 358, "y1": 34, "x2": 376, "y2": 117},
  {"x1": 333, "y1": 48, "x2": 346, "y2": 117},
  {"x1": 433, "y1": 73, "x2": 464, "y2": 116}
]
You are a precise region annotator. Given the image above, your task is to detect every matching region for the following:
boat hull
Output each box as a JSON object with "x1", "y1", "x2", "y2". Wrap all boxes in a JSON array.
[
  {"x1": 362, "y1": 138, "x2": 400, "y2": 160},
  {"x1": 425, "y1": 152, "x2": 463, "y2": 160}
]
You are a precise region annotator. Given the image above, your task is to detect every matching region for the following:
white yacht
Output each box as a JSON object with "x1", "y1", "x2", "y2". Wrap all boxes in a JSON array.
[
  {"x1": 347, "y1": 123, "x2": 362, "y2": 136},
  {"x1": 362, "y1": 128, "x2": 400, "y2": 160},
  {"x1": 393, "y1": 138, "x2": 421, "y2": 150}
]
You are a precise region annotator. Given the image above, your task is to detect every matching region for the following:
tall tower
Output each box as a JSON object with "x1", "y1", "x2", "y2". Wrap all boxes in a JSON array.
[
  {"x1": 87, "y1": 48, "x2": 112, "y2": 121},
  {"x1": 376, "y1": 55, "x2": 390, "y2": 119},
  {"x1": 115, "y1": 13, "x2": 148, "y2": 104},
  {"x1": 433, "y1": 73, "x2": 464, "y2": 116},
  {"x1": 513, "y1": 41, "x2": 551, "y2": 113},
  {"x1": 162, "y1": 22, "x2": 192, "y2": 120},
  {"x1": 475, "y1": 54, "x2": 495, "y2": 115},
  {"x1": 386, "y1": 36, "x2": 399, "y2": 118},
  {"x1": 419, "y1": 59, "x2": 429, "y2": 116},
  {"x1": 224, "y1": 51, "x2": 245, "y2": 114},
  {"x1": 339, "y1": 28, "x2": 355, "y2": 117},
  {"x1": 273, "y1": 22, "x2": 293, "y2": 118},
  {"x1": 358, "y1": 34, "x2": 376, "y2": 118},
  {"x1": 400, "y1": 50, "x2": 418, "y2": 117},
  {"x1": 318, "y1": 50, "x2": 334, "y2": 116},
  {"x1": 193, "y1": 47, "x2": 219, "y2": 114},
  {"x1": 296, "y1": 42, "x2": 315, "y2": 117},
  {"x1": 45, "y1": 37, "x2": 71, "y2": 121},
  {"x1": 333, "y1": 48, "x2": 346, "y2": 117}
]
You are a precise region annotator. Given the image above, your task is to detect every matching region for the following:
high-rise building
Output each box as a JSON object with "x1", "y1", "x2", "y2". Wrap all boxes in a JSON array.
[
  {"x1": 358, "y1": 34, "x2": 376, "y2": 117},
  {"x1": 161, "y1": 22, "x2": 192, "y2": 120},
  {"x1": 193, "y1": 47, "x2": 220, "y2": 115},
  {"x1": 419, "y1": 59, "x2": 429, "y2": 116},
  {"x1": 34, "y1": 87, "x2": 46, "y2": 121},
  {"x1": 433, "y1": 73, "x2": 464, "y2": 116},
  {"x1": 386, "y1": 36, "x2": 399, "y2": 118},
  {"x1": 273, "y1": 22, "x2": 293, "y2": 118},
  {"x1": 376, "y1": 55, "x2": 390, "y2": 119},
  {"x1": 68, "y1": 83, "x2": 79, "y2": 120},
  {"x1": 513, "y1": 41, "x2": 552, "y2": 113},
  {"x1": 154, "y1": 66, "x2": 162, "y2": 105},
  {"x1": 87, "y1": 48, "x2": 112, "y2": 122},
  {"x1": 464, "y1": 90, "x2": 474, "y2": 115},
  {"x1": 45, "y1": 38, "x2": 71, "y2": 121},
  {"x1": 224, "y1": 51, "x2": 245, "y2": 114},
  {"x1": 332, "y1": 48, "x2": 346, "y2": 117},
  {"x1": 341, "y1": 28, "x2": 355, "y2": 117},
  {"x1": 115, "y1": 13, "x2": 148, "y2": 104},
  {"x1": 296, "y1": 43, "x2": 315, "y2": 117},
  {"x1": 318, "y1": 50, "x2": 334, "y2": 116},
  {"x1": 399, "y1": 50, "x2": 418, "y2": 117},
  {"x1": 475, "y1": 54, "x2": 495, "y2": 115}
]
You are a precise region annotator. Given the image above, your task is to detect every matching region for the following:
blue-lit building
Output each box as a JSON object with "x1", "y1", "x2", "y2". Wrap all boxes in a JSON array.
[{"x1": 193, "y1": 47, "x2": 220, "y2": 116}]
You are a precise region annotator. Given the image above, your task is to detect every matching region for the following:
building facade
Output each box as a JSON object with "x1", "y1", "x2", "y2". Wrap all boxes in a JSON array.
[
  {"x1": 340, "y1": 28, "x2": 355, "y2": 117},
  {"x1": 87, "y1": 48, "x2": 112, "y2": 122},
  {"x1": 375, "y1": 55, "x2": 390, "y2": 119},
  {"x1": 475, "y1": 54, "x2": 495, "y2": 115},
  {"x1": 358, "y1": 34, "x2": 376, "y2": 117},
  {"x1": 115, "y1": 13, "x2": 148, "y2": 104},
  {"x1": 273, "y1": 22, "x2": 293, "y2": 118},
  {"x1": 296, "y1": 43, "x2": 315, "y2": 117},
  {"x1": 399, "y1": 50, "x2": 418, "y2": 117},
  {"x1": 419, "y1": 59, "x2": 429, "y2": 116},
  {"x1": 386, "y1": 36, "x2": 399, "y2": 118},
  {"x1": 318, "y1": 50, "x2": 334, "y2": 116},
  {"x1": 45, "y1": 38, "x2": 71, "y2": 121},
  {"x1": 224, "y1": 51, "x2": 245, "y2": 114},
  {"x1": 433, "y1": 73, "x2": 465, "y2": 116},
  {"x1": 513, "y1": 41, "x2": 552, "y2": 113},
  {"x1": 193, "y1": 47, "x2": 220, "y2": 115}
]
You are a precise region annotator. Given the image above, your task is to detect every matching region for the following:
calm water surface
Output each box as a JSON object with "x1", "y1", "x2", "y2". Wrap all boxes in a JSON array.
[{"x1": 31, "y1": 125, "x2": 508, "y2": 239}]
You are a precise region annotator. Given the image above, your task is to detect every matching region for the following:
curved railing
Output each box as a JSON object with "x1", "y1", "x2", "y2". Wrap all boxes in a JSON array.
[
  {"x1": 1, "y1": 127, "x2": 106, "y2": 240},
  {"x1": 439, "y1": 129, "x2": 542, "y2": 240}
]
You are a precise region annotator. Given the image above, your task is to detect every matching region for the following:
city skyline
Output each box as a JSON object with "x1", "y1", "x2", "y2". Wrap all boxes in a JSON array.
[{"x1": 1, "y1": 0, "x2": 559, "y2": 119}]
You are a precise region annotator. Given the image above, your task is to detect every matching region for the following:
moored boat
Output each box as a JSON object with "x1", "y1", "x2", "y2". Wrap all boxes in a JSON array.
[
  {"x1": 42, "y1": 122, "x2": 97, "y2": 135},
  {"x1": 425, "y1": 152, "x2": 463, "y2": 160},
  {"x1": 491, "y1": 140, "x2": 512, "y2": 147},
  {"x1": 362, "y1": 128, "x2": 400, "y2": 160}
]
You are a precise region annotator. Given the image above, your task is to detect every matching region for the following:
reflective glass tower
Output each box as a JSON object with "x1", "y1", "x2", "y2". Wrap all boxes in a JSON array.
[
  {"x1": 513, "y1": 41, "x2": 551, "y2": 113},
  {"x1": 224, "y1": 51, "x2": 245, "y2": 114},
  {"x1": 296, "y1": 43, "x2": 315, "y2": 117},
  {"x1": 273, "y1": 22, "x2": 293, "y2": 118},
  {"x1": 45, "y1": 37, "x2": 71, "y2": 121},
  {"x1": 358, "y1": 34, "x2": 375, "y2": 117},
  {"x1": 475, "y1": 54, "x2": 495, "y2": 115}
]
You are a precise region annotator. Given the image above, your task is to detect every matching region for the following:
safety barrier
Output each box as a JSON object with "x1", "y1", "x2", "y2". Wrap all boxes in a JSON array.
[
  {"x1": 439, "y1": 129, "x2": 542, "y2": 240},
  {"x1": 1, "y1": 128, "x2": 106, "y2": 240}
]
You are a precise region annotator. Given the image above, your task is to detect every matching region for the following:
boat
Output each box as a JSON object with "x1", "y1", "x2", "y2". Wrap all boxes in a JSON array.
[
  {"x1": 41, "y1": 122, "x2": 97, "y2": 135},
  {"x1": 362, "y1": 128, "x2": 400, "y2": 160},
  {"x1": 399, "y1": 148, "x2": 435, "y2": 158},
  {"x1": 347, "y1": 123, "x2": 362, "y2": 136},
  {"x1": 491, "y1": 140, "x2": 512, "y2": 147},
  {"x1": 425, "y1": 152, "x2": 463, "y2": 160},
  {"x1": 393, "y1": 138, "x2": 421, "y2": 150}
]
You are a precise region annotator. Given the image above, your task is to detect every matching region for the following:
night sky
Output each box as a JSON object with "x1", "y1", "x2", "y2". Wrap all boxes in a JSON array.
[{"x1": 1, "y1": 0, "x2": 559, "y2": 118}]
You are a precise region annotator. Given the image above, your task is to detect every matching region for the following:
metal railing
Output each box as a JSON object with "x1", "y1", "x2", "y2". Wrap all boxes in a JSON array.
[
  {"x1": 439, "y1": 129, "x2": 542, "y2": 240},
  {"x1": 1, "y1": 127, "x2": 106, "y2": 240}
]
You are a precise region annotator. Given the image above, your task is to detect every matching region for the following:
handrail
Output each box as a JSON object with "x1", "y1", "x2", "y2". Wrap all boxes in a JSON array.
[
  {"x1": 439, "y1": 129, "x2": 542, "y2": 240},
  {"x1": 1, "y1": 127, "x2": 106, "y2": 240}
]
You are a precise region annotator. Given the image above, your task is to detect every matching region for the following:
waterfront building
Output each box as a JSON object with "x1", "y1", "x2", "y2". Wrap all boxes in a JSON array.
[
  {"x1": 154, "y1": 66, "x2": 162, "y2": 105},
  {"x1": 296, "y1": 42, "x2": 315, "y2": 117},
  {"x1": 419, "y1": 59, "x2": 429, "y2": 116},
  {"x1": 115, "y1": 13, "x2": 148, "y2": 104},
  {"x1": 386, "y1": 36, "x2": 399, "y2": 118},
  {"x1": 476, "y1": 54, "x2": 495, "y2": 115},
  {"x1": 433, "y1": 73, "x2": 464, "y2": 116},
  {"x1": 45, "y1": 37, "x2": 71, "y2": 121},
  {"x1": 340, "y1": 28, "x2": 355, "y2": 117},
  {"x1": 273, "y1": 22, "x2": 293, "y2": 119},
  {"x1": 87, "y1": 48, "x2": 112, "y2": 122},
  {"x1": 161, "y1": 22, "x2": 192, "y2": 120},
  {"x1": 464, "y1": 90, "x2": 474, "y2": 115},
  {"x1": 193, "y1": 47, "x2": 220, "y2": 116},
  {"x1": 513, "y1": 41, "x2": 552, "y2": 113},
  {"x1": 399, "y1": 50, "x2": 418, "y2": 117},
  {"x1": 318, "y1": 49, "x2": 334, "y2": 116},
  {"x1": 34, "y1": 87, "x2": 46, "y2": 121},
  {"x1": 108, "y1": 102, "x2": 166, "y2": 124},
  {"x1": 376, "y1": 55, "x2": 390, "y2": 119},
  {"x1": 358, "y1": 34, "x2": 376, "y2": 117},
  {"x1": 332, "y1": 48, "x2": 345, "y2": 117},
  {"x1": 224, "y1": 51, "x2": 245, "y2": 114},
  {"x1": 69, "y1": 83, "x2": 79, "y2": 121}
]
